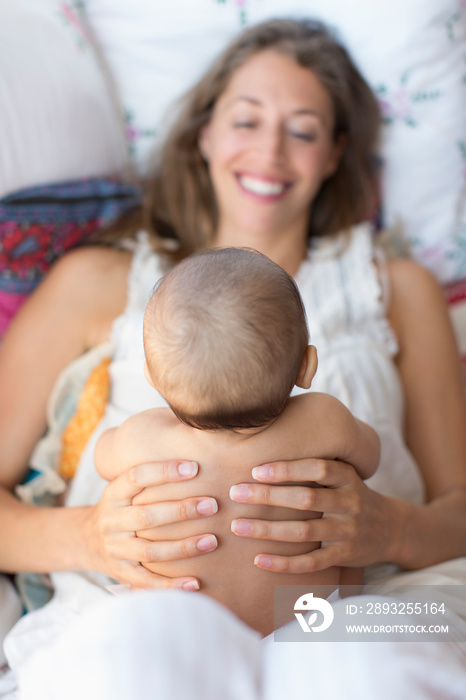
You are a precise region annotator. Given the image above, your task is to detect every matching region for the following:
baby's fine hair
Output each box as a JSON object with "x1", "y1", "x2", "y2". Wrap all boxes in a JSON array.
[{"x1": 143, "y1": 248, "x2": 309, "y2": 430}]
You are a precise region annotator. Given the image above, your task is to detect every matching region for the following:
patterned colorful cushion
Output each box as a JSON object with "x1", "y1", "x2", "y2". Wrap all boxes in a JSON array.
[
  {"x1": 0, "y1": 178, "x2": 141, "y2": 337},
  {"x1": 59, "y1": 357, "x2": 111, "y2": 480},
  {"x1": 444, "y1": 279, "x2": 466, "y2": 380}
]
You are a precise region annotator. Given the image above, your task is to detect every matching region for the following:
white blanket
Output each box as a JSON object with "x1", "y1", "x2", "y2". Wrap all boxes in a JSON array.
[
  {"x1": 2, "y1": 558, "x2": 466, "y2": 699},
  {"x1": 9, "y1": 586, "x2": 466, "y2": 700}
]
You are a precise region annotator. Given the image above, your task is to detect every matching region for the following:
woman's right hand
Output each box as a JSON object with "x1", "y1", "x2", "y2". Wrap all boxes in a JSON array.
[{"x1": 85, "y1": 460, "x2": 218, "y2": 590}]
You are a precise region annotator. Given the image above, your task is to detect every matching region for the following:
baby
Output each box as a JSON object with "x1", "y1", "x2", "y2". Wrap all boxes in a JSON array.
[{"x1": 95, "y1": 247, "x2": 380, "y2": 635}]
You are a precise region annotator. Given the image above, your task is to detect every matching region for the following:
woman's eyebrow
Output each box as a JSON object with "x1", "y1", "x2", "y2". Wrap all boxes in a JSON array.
[
  {"x1": 227, "y1": 96, "x2": 324, "y2": 120},
  {"x1": 227, "y1": 95, "x2": 262, "y2": 106},
  {"x1": 293, "y1": 108, "x2": 322, "y2": 118}
]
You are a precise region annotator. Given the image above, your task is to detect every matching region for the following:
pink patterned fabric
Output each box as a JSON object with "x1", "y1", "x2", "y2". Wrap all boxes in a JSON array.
[
  {"x1": 0, "y1": 291, "x2": 28, "y2": 337},
  {"x1": 0, "y1": 178, "x2": 141, "y2": 339}
]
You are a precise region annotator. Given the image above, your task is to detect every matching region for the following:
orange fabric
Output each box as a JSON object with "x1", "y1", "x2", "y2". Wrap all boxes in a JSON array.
[{"x1": 59, "y1": 358, "x2": 111, "y2": 480}]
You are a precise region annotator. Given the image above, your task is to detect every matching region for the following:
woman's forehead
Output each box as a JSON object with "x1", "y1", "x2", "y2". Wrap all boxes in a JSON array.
[{"x1": 216, "y1": 50, "x2": 333, "y2": 118}]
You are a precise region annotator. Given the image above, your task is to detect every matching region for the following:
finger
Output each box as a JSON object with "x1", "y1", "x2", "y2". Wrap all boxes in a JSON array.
[
  {"x1": 229, "y1": 482, "x2": 351, "y2": 513},
  {"x1": 253, "y1": 545, "x2": 345, "y2": 575},
  {"x1": 114, "y1": 560, "x2": 201, "y2": 591},
  {"x1": 231, "y1": 516, "x2": 348, "y2": 543},
  {"x1": 106, "y1": 461, "x2": 199, "y2": 502},
  {"x1": 104, "y1": 496, "x2": 218, "y2": 531},
  {"x1": 131, "y1": 460, "x2": 199, "y2": 486},
  {"x1": 117, "y1": 533, "x2": 219, "y2": 563},
  {"x1": 251, "y1": 459, "x2": 356, "y2": 488}
]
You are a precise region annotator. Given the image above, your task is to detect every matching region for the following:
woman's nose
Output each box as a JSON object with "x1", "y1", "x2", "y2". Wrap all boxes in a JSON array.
[{"x1": 256, "y1": 125, "x2": 286, "y2": 162}]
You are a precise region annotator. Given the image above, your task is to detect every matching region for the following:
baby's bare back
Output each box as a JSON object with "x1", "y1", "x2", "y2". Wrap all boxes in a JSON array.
[{"x1": 129, "y1": 397, "x2": 343, "y2": 635}]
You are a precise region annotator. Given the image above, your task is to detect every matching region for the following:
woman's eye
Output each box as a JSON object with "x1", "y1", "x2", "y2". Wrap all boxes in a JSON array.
[
  {"x1": 290, "y1": 131, "x2": 316, "y2": 142},
  {"x1": 234, "y1": 121, "x2": 256, "y2": 129}
]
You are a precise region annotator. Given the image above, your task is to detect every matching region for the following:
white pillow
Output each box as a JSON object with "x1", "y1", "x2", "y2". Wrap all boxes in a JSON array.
[
  {"x1": 0, "y1": 0, "x2": 128, "y2": 199},
  {"x1": 81, "y1": 0, "x2": 466, "y2": 283},
  {"x1": 80, "y1": 0, "x2": 244, "y2": 170}
]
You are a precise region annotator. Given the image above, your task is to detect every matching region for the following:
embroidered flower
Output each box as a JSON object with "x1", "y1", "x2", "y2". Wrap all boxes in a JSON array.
[
  {"x1": 57, "y1": 1, "x2": 90, "y2": 51},
  {"x1": 124, "y1": 109, "x2": 157, "y2": 157},
  {"x1": 376, "y1": 71, "x2": 441, "y2": 128},
  {"x1": 216, "y1": 0, "x2": 248, "y2": 25}
]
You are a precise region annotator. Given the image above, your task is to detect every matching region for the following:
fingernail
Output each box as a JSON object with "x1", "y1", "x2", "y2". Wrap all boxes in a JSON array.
[
  {"x1": 196, "y1": 498, "x2": 218, "y2": 516},
  {"x1": 231, "y1": 519, "x2": 251, "y2": 535},
  {"x1": 230, "y1": 485, "x2": 250, "y2": 502},
  {"x1": 178, "y1": 461, "x2": 198, "y2": 477},
  {"x1": 252, "y1": 465, "x2": 272, "y2": 480},
  {"x1": 197, "y1": 535, "x2": 218, "y2": 552},
  {"x1": 254, "y1": 555, "x2": 272, "y2": 568},
  {"x1": 181, "y1": 580, "x2": 200, "y2": 591}
]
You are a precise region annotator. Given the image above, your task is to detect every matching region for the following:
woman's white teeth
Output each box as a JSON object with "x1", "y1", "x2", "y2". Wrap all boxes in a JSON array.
[{"x1": 239, "y1": 176, "x2": 285, "y2": 196}]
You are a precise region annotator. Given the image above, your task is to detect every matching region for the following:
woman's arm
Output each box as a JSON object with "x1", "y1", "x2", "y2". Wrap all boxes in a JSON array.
[
  {"x1": 0, "y1": 247, "x2": 216, "y2": 587},
  {"x1": 383, "y1": 258, "x2": 466, "y2": 567},
  {"x1": 0, "y1": 245, "x2": 128, "y2": 572},
  {"x1": 0, "y1": 246, "x2": 128, "y2": 491},
  {"x1": 230, "y1": 259, "x2": 466, "y2": 572}
]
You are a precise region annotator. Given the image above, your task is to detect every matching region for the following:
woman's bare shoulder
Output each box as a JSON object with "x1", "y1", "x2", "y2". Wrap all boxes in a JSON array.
[
  {"x1": 386, "y1": 256, "x2": 440, "y2": 295},
  {"x1": 45, "y1": 245, "x2": 133, "y2": 346},
  {"x1": 385, "y1": 257, "x2": 446, "y2": 338},
  {"x1": 50, "y1": 244, "x2": 132, "y2": 288}
]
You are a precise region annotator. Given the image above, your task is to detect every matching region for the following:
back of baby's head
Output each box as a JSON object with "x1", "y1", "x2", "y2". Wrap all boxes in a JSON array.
[{"x1": 144, "y1": 247, "x2": 309, "y2": 429}]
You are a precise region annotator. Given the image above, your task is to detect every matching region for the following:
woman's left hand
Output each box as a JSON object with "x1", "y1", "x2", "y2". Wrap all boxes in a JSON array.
[{"x1": 230, "y1": 458, "x2": 398, "y2": 573}]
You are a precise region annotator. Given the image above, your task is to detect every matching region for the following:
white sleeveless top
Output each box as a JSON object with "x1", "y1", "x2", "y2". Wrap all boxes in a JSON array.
[
  {"x1": 294, "y1": 225, "x2": 424, "y2": 504},
  {"x1": 65, "y1": 223, "x2": 424, "y2": 510}
]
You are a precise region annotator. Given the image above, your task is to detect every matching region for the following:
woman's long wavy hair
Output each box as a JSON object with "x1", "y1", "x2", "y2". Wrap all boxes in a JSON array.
[{"x1": 107, "y1": 19, "x2": 381, "y2": 260}]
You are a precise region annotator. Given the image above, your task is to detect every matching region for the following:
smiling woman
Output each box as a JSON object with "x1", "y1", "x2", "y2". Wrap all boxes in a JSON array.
[{"x1": 1, "y1": 17, "x2": 466, "y2": 696}]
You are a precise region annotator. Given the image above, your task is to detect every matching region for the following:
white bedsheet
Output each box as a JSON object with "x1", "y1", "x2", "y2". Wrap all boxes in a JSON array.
[
  {"x1": 8, "y1": 586, "x2": 466, "y2": 700},
  {"x1": 1, "y1": 559, "x2": 466, "y2": 699}
]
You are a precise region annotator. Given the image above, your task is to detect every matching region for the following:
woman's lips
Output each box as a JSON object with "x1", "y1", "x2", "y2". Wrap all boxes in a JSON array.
[{"x1": 236, "y1": 173, "x2": 291, "y2": 200}]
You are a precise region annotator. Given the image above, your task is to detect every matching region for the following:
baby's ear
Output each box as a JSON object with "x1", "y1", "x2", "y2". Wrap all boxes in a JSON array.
[
  {"x1": 144, "y1": 361, "x2": 156, "y2": 389},
  {"x1": 295, "y1": 345, "x2": 318, "y2": 389}
]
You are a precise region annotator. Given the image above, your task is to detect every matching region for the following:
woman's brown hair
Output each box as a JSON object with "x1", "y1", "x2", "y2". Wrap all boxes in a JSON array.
[{"x1": 106, "y1": 19, "x2": 381, "y2": 259}]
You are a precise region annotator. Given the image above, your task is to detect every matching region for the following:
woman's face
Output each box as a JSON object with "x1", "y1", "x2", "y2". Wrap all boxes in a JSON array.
[{"x1": 200, "y1": 50, "x2": 343, "y2": 247}]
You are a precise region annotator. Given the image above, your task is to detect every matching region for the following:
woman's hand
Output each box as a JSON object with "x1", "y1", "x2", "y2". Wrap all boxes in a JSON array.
[
  {"x1": 85, "y1": 460, "x2": 218, "y2": 590},
  {"x1": 230, "y1": 458, "x2": 398, "y2": 573}
]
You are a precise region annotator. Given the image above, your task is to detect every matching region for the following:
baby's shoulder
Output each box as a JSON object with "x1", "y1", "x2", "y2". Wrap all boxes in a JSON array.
[
  {"x1": 284, "y1": 392, "x2": 343, "y2": 419},
  {"x1": 125, "y1": 406, "x2": 179, "y2": 429},
  {"x1": 267, "y1": 392, "x2": 350, "y2": 453},
  {"x1": 117, "y1": 407, "x2": 181, "y2": 447}
]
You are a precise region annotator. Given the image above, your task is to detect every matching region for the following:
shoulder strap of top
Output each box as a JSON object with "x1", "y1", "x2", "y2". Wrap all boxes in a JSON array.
[
  {"x1": 111, "y1": 231, "x2": 168, "y2": 357},
  {"x1": 124, "y1": 231, "x2": 167, "y2": 312}
]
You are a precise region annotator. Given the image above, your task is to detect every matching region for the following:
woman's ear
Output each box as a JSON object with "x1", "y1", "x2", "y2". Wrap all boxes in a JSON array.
[
  {"x1": 198, "y1": 124, "x2": 211, "y2": 162},
  {"x1": 295, "y1": 345, "x2": 318, "y2": 389}
]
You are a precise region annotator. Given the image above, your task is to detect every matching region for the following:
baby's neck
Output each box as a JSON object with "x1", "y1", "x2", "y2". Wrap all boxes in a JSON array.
[
  {"x1": 184, "y1": 422, "x2": 273, "y2": 445},
  {"x1": 165, "y1": 402, "x2": 278, "y2": 439},
  {"x1": 227, "y1": 423, "x2": 274, "y2": 437}
]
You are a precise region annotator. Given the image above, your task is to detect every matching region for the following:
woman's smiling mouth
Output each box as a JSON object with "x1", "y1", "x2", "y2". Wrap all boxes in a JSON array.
[{"x1": 237, "y1": 174, "x2": 291, "y2": 199}]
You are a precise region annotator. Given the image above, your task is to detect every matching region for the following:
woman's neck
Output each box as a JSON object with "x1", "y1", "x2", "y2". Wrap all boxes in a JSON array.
[{"x1": 211, "y1": 226, "x2": 308, "y2": 277}]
